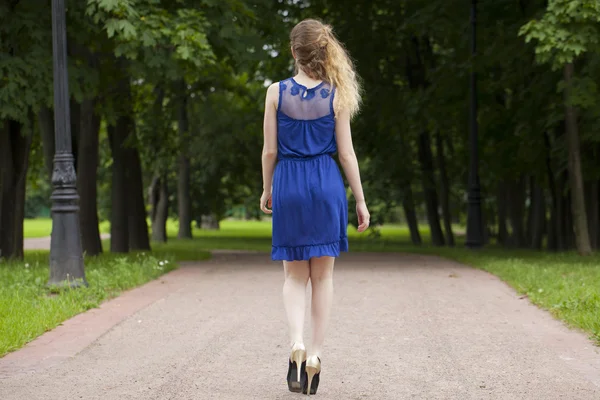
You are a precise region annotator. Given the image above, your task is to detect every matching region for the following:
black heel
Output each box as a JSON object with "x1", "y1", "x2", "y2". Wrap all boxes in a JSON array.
[
  {"x1": 287, "y1": 343, "x2": 306, "y2": 392},
  {"x1": 302, "y1": 356, "x2": 321, "y2": 395}
]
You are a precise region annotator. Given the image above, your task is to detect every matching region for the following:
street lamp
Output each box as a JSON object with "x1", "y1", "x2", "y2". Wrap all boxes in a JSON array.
[
  {"x1": 49, "y1": 0, "x2": 87, "y2": 287},
  {"x1": 466, "y1": 0, "x2": 484, "y2": 248}
]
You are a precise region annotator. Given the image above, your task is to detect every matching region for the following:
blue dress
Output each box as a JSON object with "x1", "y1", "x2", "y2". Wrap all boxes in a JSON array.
[{"x1": 271, "y1": 77, "x2": 349, "y2": 261}]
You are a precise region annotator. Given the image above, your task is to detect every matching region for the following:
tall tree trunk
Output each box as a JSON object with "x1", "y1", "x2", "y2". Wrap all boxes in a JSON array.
[
  {"x1": 496, "y1": 182, "x2": 509, "y2": 246},
  {"x1": 108, "y1": 122, "x2": 129, "y2": 253},
  {"x1": 544, "y1": 131, "x2": 565, "y2": 251},
  {"x1": 545, "y1": 132, "x2": 558, "y2": 251},
  {"x1": 0, "y1": 120, "x2": 32, "y2": 259},
  {"x1": 8, "y1": 119, "x2": 32, "y2": 259},
  {"x1": 77, "y1": 98, "x2": 103, "y2": 256},
  {"x1": 596, "y1": 180, "x2": 600, "y2": 250},
  {"x1": 481, "y1": 202, "x2": 490, "y2": 245},
  {"x1": 151, "y1": 175, "x2": 169, "y2": 242},
  {"x1": 525, "y1": 176, "x2": 534, "y2": 246},
  {"x1": 547, "y1": 202, "x2": 558, "y2": 250},
  {"x1": 149, "y1": 175, "x2": 160, "y2": 223},
  {"x1": 555, "y1": 171, "x2": 568, "y2": 250},
  {"x1": 109, "y1": 70, "x2": 151, "y2": 252},
  {"x1": 565, "y1": 186, "x2": 576, "y2": 249},
  {"x1": 435, "y1": 131, "x2": 454, "y2": 246},
  {"x1": 417, "y1": 130, "x2": 445, "y2": 246},
  {"x1": 529, "y1": 177, "x2": 545, "y2": 250},
  {"x1": 148, "y1": 86, "x2": 167, "y2": 242},
  {"x1": 126, "y1": 143, "x2": 151, "y2": 250},
  {"x1": 177, "y1": 80, "x2": 192, "y2": 239},
  {"x1": 596, "y1": 180, "x2": 600, "y2": 249},
  {"x1": 585, "y1": 181, "x2": 598, "y2": 250},
  {"x1": 506, "y1": 177, "x2": 526, "y2": 247},
  {"x1": 38, "y1": 107, "x2": 55, "y2": 179},
  {"x1": 563, "y1": 63, "x2": 592, "y2": 255},
  {"x1": 0, "y1": 121, "x2": 13, "y2": 259},
  {"x1": 401, "y1": 183, "x2": 422, "y2": 245},
  {"x1": 70, "y1": 99, "x2": 80, "y2": 172}
]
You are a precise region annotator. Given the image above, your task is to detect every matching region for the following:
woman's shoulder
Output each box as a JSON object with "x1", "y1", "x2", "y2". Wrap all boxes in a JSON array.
[
  {"x1": 265, "y1": 78, "x2": 293, "y2": 102},
  {"x1": 267, "y1": 78, "x2": 293, "y2": 90},
  {"x1": 267, "y1": 81, "x2": 279, "y2": 93},
  {"x1": 265, "y1": 81, "x2": 281, "y2": 110}
]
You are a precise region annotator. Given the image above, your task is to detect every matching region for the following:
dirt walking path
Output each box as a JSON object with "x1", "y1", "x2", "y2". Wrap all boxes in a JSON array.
[
  {"x1": 23, "y1": 234, "x2": 110, "y2": 250},
  {"x1": 1, "y1": 252, "x2": 598, "y2": 399}
]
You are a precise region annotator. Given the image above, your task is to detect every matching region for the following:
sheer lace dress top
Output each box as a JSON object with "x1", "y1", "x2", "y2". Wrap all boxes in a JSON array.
[{"x1": 276, "y1": 77, "x2": 337, "y2": 159}]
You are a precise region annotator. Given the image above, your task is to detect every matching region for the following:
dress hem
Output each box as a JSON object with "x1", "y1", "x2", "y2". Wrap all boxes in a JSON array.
[{"x1": 271, "y1": 238, "x2": 348, "y2": 261}]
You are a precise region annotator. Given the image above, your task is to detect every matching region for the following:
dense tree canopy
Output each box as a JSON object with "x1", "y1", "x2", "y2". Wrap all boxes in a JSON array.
[{"x1": 1, "y1": 0, "x2": 599, "y2": 260}]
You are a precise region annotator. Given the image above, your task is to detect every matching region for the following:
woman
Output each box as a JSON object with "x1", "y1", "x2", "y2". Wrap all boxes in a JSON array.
[{"x1": 260, "y1": 19, "x2": 369, "y2": 395}]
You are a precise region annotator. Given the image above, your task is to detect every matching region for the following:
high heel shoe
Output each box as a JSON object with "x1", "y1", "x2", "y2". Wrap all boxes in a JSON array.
[
  {"x1": 287, "y1": 343, "x2": 306, "y2": 392},
  {"x1": 303, "y1": 355, "x2": 321, "y2": 396}
]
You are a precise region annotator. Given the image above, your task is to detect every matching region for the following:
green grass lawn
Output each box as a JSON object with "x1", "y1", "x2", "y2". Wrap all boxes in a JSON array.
[
  {"x1": 23, "y1": 218, "x2": 111, "y2": 238},
  {"x1": 24, "y1": 217, "x2": 438, "y2": 242},
  {"x1": 175, "y1": 219, "x2": 447, "y2": 252},
  {"x1": 7, "y1": 218, "x2": 599, "y2": 357}
]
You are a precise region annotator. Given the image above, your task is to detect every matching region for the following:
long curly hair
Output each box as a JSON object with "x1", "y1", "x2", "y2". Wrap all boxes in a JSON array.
[{"x1": 290, "y1": 19, "x2": 361, "y2": 118}]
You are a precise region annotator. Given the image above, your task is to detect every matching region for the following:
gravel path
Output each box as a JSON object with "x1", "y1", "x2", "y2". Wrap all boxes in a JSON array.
[
  {"x1": 1, "y1": 251, "x2": 599, "y2": 399},
  {"x1": 23, "y1": 234, "x2": 110, "y2": 250}
]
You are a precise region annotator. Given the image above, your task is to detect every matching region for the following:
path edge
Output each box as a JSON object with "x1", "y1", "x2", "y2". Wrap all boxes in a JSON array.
[{"x1": 0, "y1": 264, "x2": 203, "y2": 379}]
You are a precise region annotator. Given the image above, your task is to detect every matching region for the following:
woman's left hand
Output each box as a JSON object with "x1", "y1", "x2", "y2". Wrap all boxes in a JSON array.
[{"x1": 260, "y1": 190, "x2": 272, "y2": 214}]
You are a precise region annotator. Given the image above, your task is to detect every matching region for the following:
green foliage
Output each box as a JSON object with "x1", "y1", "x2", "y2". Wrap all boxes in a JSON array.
[
  {"x1": 5, "y1": 0, "x2": 600, "y2": 257},
  {"x1": 185, "y1": 75, "x2": 266, "y2": 221},
  {"x1": 86, "y1": 0, "x2": 138, "y2": 39},
  {"x1": 519, "y1": 0, "x2": 600, "y2": 186},
  {"x1": 110, "y1": 6, "x2": 214, "y2": 74},
  {"x1": 25, "y1": 130, "x2": 51, "y2": 218},
  {"x1": 0, "y1": 2, "x2": 53, "y2": 122},
  {"x1": 520, "y1": 0, "x2": 600, "y2": 69}
]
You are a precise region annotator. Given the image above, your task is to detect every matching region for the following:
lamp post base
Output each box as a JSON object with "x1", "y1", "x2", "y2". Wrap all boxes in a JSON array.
[
  {"x1": 48, "y1": 152, "x2": 87, "y2": 288},
  {"x1": 49, "y1": 212, "x2": 87, "y2": 287},
  {"x1": 465, "y1": 184, "x2": 484, "y2": 249}
]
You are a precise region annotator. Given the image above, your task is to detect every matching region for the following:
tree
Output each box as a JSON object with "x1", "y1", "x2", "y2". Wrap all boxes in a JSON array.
[
  {"x1": 0, "y1": 1, "x2": 53, "y2": 259},
  {"x1": 520, "y1": 0, "x2": 600, "y2": 255}
]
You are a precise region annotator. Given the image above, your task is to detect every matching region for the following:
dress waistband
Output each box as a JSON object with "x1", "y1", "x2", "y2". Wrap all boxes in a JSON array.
[{"x1": 278, "y1": 153, "x2": 333, "y2": 162}]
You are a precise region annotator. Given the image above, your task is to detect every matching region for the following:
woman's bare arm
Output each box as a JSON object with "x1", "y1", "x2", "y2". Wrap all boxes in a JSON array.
[
  {"x1": 335, "y1": 109, "x2": 365, "y2": 203},
  {"x1": 335, "y1": 107, "x2": 370, "y2": 231},
  {"x1": 260, "y1": 83, "x2": 279, "y2": 213}
]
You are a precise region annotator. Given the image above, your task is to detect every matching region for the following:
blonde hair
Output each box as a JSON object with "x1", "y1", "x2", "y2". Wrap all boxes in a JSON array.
[{"x1": 290, "y1": 19, "x2": 361, "y2": 118}]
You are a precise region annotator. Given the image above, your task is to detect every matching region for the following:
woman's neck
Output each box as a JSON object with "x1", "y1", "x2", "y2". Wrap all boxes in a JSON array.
[{"x1": 295, "y1": 68, "x2": 322, "y2": 85}]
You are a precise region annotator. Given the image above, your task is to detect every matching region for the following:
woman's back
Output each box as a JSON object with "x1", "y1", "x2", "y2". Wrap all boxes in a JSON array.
[{"x1": 276, "y1": 77, "x2": 337, "y2": 159}]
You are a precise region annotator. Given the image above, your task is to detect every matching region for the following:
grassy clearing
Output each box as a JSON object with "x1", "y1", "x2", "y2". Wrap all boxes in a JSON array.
[
  {"x1": 24, "y1": 217, "x2": 438, "y2": 242},
  {"x1": 173, "y1": 219, "x2": 448, "y2": 252},
  {"x1": 51, "y1": 218, "x2": 441, "y2": 253},
  {"x1": 0, "y1": 242, "x2": 210, "y2": 357},
  {"x1": 23, "y1": 218, "x2": 110, "y2": 238}
]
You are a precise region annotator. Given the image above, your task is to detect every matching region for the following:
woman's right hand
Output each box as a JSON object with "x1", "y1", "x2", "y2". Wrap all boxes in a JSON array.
[
  {"x1": 356, "y1": 200, "x2": 370, "y2": 232},
  {"x1": 260, "y1": 190, "x2": 272, "y2": 214}
]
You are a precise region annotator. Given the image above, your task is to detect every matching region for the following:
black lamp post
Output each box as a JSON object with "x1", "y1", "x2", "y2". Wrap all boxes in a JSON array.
[
  {"x1": 466, "y1": 0, "x2": 484, "y2": 248},
  {"x1": 49, "y1": 0, "x2": 87, "y2": 287}
]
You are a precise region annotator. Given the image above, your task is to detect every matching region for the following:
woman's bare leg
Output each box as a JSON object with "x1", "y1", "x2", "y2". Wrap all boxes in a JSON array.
[
  {"x1": 283, "y1": 261, "x2": 310, "y2": 346},
  {"x1": 308, "y1": 256, "x2": 335, "y2": 358}
]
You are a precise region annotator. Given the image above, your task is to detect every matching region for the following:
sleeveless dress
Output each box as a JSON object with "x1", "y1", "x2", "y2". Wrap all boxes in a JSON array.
[{"x1": 271, "y1": 77, "x2": 348, "y2": 261}]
